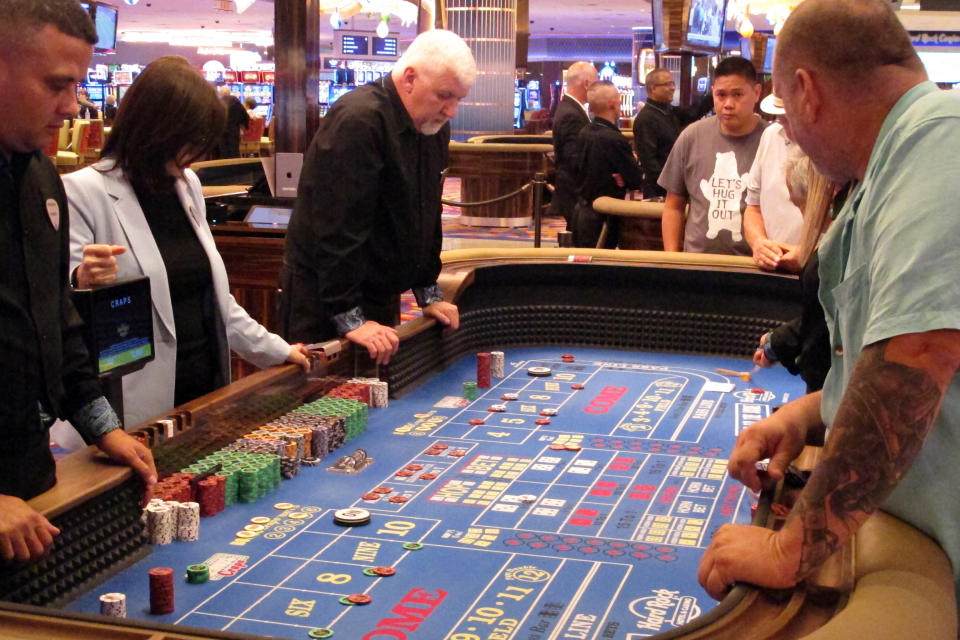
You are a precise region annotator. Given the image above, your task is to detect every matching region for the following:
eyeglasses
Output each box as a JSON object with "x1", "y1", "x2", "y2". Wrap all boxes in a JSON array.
[{"x1": 652, "y1": 81, "x2": 676, "y2": 88}]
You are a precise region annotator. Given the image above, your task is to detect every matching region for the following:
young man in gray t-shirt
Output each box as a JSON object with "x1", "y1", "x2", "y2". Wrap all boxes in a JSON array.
[{"x1": 658, "y1": 57, "x2": 766, "y2": 256}]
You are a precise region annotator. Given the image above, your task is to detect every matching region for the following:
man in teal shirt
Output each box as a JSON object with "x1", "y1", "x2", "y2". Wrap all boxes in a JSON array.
[{"x1": 697, "y1": 0, "x2": 960, "y2": 613}]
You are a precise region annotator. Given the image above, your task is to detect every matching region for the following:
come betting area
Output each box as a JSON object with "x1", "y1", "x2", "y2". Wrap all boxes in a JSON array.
[{"x1": 67, "y1": 346, "x2": 803, "y2": 639}]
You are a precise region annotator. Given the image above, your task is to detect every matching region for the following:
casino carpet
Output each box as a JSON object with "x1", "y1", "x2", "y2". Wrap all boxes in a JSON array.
[{"x1": 50, "y1": 179, "x2": 564, "y2": 458}]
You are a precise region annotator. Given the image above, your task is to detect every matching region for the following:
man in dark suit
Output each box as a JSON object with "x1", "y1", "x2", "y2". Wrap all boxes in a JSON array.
[{"x1": 549, "y1": 61, "x2": 597, "y2": 229}]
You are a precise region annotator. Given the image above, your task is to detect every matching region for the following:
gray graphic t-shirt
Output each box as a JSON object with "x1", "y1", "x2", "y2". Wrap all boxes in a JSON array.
[{"x1": 658, "y1": 115, "x2": 766, "y2": 255}]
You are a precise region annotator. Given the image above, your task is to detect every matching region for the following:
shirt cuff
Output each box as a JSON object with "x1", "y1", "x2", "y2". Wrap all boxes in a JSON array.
[
  {"x1": 761, "y1": 332, "x2": 779, "y2": 364},
  {"x1": 332, "y1": 306, "x2": 366, "y2": 336},
  {"x1": 413, "y1": 284, "x2": 444, "y2": 308},
  {"x1": 71, "y1": 396, "x2": 123, "y2": 444}
]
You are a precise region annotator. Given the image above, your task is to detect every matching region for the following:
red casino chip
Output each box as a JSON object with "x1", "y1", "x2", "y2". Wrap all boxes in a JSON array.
[
  {"x1": 548, "y1": 443, "x2": 567, "y2": 450},
  {"x1": 361, "y1": 493, "x2": 381, "y2": 501},
  {"x1": 565, "y1": 443, "x2": 583, "y2": 451},
  {"x1": 432, "y1": 443, "x2": 449, "y2": 450},
  {"x1": 373, "y1": 566, "x2": 396, "y2": 577},
  {"x1": 535, "y1": 418, "x2": 551, "y2": 425},
  {"x1": 388, "y1": 495, "x2": 408, "y2": 503},
  {"x1": 571, "y1": 383, "x2": 585, "y2": 390},
  {"x1": 395, "y1": 470, "x2": 414, "y2": 477},
  {"x1": 419, "y1": 473, "x2": 437, "y2": 480},
  {"x1": 448, "y1": 450, "x2": 466, "y2": 457},
  {"x1": 468, "y1": 418, "x2": 485, "y2": 425},
  {"x1": 372, "y1": 487, "x2": 392, "y2": 494},
  {"x1": 424, "y1": 449, "x2": 442, "y2": 455},
  {"x1": 347, "y1": 593, "x2": 372, "y2": 605},
  {"x1": 406, "y1": 464, "x2": 423, "y2": 471},
  {"x1": 751, "y1": 388, "x2": 765, "y2": 394}
]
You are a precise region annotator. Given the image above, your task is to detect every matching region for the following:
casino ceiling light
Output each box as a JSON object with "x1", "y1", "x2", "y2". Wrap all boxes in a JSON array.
[
  {"x1": 319, "y1": 0, "x2": 422, "y2": 28},
  {"x1": 728, "y1": 1, "x2": 798, "y2": 37},
  {"x1": 120, "y1": 29, "x2": 273, "y2": 48},
  {"x1": 234, "y1": 0, "x2": 257, "y2": 13}
]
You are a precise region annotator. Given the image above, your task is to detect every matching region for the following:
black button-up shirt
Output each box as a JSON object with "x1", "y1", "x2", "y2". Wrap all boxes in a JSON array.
[{"x1": 283, "y1": 75, "x2": 448, "y2": 341}]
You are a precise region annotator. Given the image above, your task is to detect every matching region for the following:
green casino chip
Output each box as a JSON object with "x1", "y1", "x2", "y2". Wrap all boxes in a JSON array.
[
  {"x1": 402, "y1": 542, "x2": 424, "y2": 550},
  {"x1": 308, "y1": 629, "x2": 334, "y2": 639}
]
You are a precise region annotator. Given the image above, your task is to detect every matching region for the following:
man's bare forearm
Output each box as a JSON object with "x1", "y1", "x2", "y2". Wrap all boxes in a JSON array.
[{"x1": 785, "y1": 340, "x2": 944, "y2": 578}]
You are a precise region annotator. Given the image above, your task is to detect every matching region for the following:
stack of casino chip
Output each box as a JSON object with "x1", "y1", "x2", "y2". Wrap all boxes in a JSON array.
[
  {"x1": 349, "y1": 377, "x2": 389, "y2": 408},
  {"x1": 490, "y1": 351, "x2": 505, "y2": 378},
  {"x1": 462, "y1": 381, "x2": 477, "y2": 400},
  {"x1": 99, "y1": 592, "x2": 126, "y2": 618},
  {"x1": 293, "y1": 397, "x2": 365, "y2": 441},
  {"x1": 476, "y1": 352, "x2": 491, "y2": 388},
  {"x1": 327, "y1": 381, "x2": 370, "y2": 406},
  {"x1": 148, "y1": 567, "x2": 175, "y2": 615},
  {"x1": 152, "y1": 473, "x2": 195, "y2": 503},
  {"x1": 175, "y1": 501, "x2": 200, "y2": 541},
  {"x1": 281, "y1": 455, "x2": 302, "y2": 479},
  {"x1": 145, "y1": 503, "x2": 176, "y2": 545},
  {"x1": 196, "y1": 477, "x2": 224, "y2": 517},
  {"x1": 185, "y1": 563, "x2": 210, "y2": 584}
]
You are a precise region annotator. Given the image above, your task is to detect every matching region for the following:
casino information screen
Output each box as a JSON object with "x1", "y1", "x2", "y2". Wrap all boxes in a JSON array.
[{"x1": 66, "y1": 346, "x2": 804, "y2": 639}]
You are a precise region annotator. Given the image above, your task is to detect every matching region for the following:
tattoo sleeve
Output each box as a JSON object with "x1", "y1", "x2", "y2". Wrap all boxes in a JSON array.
[{"x1": 790, "y1": 341, "x2": 943, "y2": 578}]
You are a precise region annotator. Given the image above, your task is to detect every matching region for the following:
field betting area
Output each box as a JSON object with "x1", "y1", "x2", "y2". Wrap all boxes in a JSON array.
[{"x1": 67, "y1": 347, "x2": 804, "y2": 640}]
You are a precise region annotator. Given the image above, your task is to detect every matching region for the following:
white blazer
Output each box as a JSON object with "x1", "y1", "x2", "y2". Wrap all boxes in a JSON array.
[{"x1": 63, "y1": 161, "x2": 291, "y2": 428}]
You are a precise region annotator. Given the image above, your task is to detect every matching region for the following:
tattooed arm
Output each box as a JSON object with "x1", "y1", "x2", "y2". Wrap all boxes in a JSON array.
[{"x1": 698, "y1": 329, "x2": 960, "y2": 599}]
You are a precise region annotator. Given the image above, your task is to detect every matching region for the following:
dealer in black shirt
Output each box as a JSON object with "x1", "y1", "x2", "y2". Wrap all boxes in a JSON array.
[
  {"x1": 281, "y1": 30, "x2": 477, "y2": 365},
  {"x1": 0, "y1": 0, "x2": 156, "y2": 563},
  {"x1": 632, "y1": 69, "x2": 713, "y2": 200}
]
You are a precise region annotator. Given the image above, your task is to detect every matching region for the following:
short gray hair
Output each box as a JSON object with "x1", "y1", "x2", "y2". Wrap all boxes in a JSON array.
[
  {"x1": 394, "y1": 29, "x2": 477, "y2": 88},
  {"x1": 0, "y1": 0, "x2": 97, "y2": 53},
  {"x1": 776, "y1": 0, "x2": 921, "y2": 92}
]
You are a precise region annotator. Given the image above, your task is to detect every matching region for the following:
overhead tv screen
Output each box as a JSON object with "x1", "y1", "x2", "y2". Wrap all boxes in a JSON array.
[
  {"x1": 93, "y1": 2, "x2": 118, "y2": 53},
  {"x1": 371, "y1": 36, "x2": 398, "y2": 57},
  {"x1": 685, "y1": 0, "x2": 727, "y2": 53},
  {"x1": 340, "y1": 34, "x2": 369, "y2": 56}
]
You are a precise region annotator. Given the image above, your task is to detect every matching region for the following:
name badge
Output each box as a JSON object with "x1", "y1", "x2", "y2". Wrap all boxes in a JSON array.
[{"x1": 46, "y1": 198, "x2": 60, "y2": 231}]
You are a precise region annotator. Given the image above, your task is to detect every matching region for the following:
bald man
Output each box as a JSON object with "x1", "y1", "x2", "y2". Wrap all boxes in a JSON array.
[
  {"x1": 698, "y1": 0, "x2": 960, "y2": 617},
  {"x1": 571, "y1": 81, "x2": 641, "y2": 248},
  {"x1": 549, "y1": 61, "x2": 598, "y2": 228}
]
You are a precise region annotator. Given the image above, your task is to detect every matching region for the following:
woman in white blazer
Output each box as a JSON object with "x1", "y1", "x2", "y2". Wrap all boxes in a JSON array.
[{"x1": 63, "y1": 57, "x2": 307, "y2": 428}]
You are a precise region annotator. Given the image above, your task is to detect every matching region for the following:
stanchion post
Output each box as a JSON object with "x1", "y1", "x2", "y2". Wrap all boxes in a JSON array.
[{"x1": 532, "y1": 172, "x2": 546, "y2": 248}]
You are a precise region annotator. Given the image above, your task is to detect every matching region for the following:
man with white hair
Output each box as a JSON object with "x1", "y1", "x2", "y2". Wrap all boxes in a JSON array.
[
  {"x1": 698, "y1": 0, "x2": 960, "y2": 617},
  {"x1": 281, "y1": 29, "x2": 477, "y2": 364},
  {"x1": 549, "y1": 61, "x2": 598, "y2": 228}
]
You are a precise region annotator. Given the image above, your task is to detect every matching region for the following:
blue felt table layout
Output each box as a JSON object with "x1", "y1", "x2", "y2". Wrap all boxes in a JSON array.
[{"x1": 66, "y1": 347, "x2": 804, "y2": 639}]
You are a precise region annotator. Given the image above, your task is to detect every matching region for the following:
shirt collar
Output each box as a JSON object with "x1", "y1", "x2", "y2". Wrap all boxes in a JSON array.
[
  {"x1": 565, "y1": 93, "x2": 589, "y2": 115},
  {"x1": 865, "y1": 81, "x2": 938, "y2": 181},
  {"x1": 592, "y1": 116, "x2": 618, "y2": 130},
  {"x1": 383, "y1": 73, "x2": 418, "y2": 135}
]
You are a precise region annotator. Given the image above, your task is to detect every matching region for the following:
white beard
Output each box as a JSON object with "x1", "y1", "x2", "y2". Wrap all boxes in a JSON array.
[{"x1": 419, "y1": 118, "x2": 448, "y2": 135}]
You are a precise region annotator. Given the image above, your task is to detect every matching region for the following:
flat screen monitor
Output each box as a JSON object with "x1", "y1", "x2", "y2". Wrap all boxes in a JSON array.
[
  {"x1": 340, "y1": 34, "x2": 369, "y2": 56},
  {"x1": 685, "y1": 0, "x2": 727, "y2": 54},
  {"x1": 651, "y1": 0, "x2": 665, "y2": 49},
  {"x1": 372, "y1": 36, "x2": 398, "y2": 58},
  {"x1": 244, "y1": 205, "x2": 292, "y2": 227},
  {"x1": 92, "y1": 2, "x2": 118, "y2": 53},
  {"x1": 71, "y1": 277, "x2": 155, "y2": 377},
  {"x1": 739, "y1": 37, "x2": 751, "y2": 60},
  {"x1": 763, "y1": 36, "x2": 776, "y2": 74}
]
